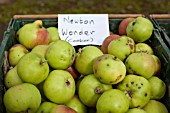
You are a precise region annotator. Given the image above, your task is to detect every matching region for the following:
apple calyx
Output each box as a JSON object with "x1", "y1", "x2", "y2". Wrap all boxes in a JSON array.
[
  {"x1": 95, "y1": 86, "x2": 103, "y2": 94},
  {"x1": 126, "y1": 90, "x2": 133, "y2": 98},
  {"x1": 40, "y1": 60, "x2": 48, "y2": 66},
  {"x1": 66, "y1": 79, "x2": 71, "y2": 86}
]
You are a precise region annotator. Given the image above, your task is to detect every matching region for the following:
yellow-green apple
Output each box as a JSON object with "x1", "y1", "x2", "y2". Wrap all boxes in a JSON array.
[
  {"x1": 16, "y1": 20, "x2": 50, "y2": 49},
  {"x1": 8, "y1": 44, "x2": 29, "y2": 66}
]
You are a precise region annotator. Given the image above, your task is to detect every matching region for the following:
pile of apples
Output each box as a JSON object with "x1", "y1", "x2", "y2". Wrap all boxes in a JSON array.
[{"x1": 3, "y1": 16, "x2": 169, "y2": 113}]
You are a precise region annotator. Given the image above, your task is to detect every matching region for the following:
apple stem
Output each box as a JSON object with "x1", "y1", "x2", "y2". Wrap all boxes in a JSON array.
[
  {"x1": 95, "y1": 86, "x2": 103, "y2": 94},
  {"x1": 40, "y1": 60, "x2": 48, "y2": 66}
]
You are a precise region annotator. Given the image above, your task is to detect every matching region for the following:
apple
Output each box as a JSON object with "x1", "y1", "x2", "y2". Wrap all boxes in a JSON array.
[
  {"x1": 36, "y1": 101, "x2": 58, "y2": 113},
  {"x1": 117, "y1": 74, "x2": 151, "y2": 108},
  {"x1": 101, "y1": 34, "x2": 121, "y2": 54},
  {"x1": 43, "y1": 70, "x2": 75, "y2": 104},
  {"x1": 126, "y1": 16, "x2": 153, "y2": 42},
  {"x1": 3, "y1": 83, "x2": 41, "y2": 113},
  {"x1": 108, "y1": 36, "x2": 135, "y2": 61},
  {"x1": 65, "y1": 95, "x2": 87, "y2": 113},
  {"x1": 143, "y1": 100, "x2": 168, "y2": 113},
  {"x1": 16, "y1": 20, "x2": 50, "y2": 49},
  {"x1": 118, "y1": 17, "x2": 134, "y2": 35},
  {"x1": 96, "y1": 89, "x2": 129, "y2": 113},
  {"x1": 148, "y1": 76, "x2": 166, "y2": 100},
  {"x1": 78, "y1": 74, "x2": 112, "y2": 107},
  {"x1": 135, "y1": 43, "x2": 154, "y2": 55},
  {"x1": 74, "y1": 46, "x2": 103, "y2": 75},
  {"x1": 8, "y1": 44, "x2": 29, "y2": 66},
  {"x1": 93, "y1": 54, "x2": 126, "y2": 84},
  {"x1": 31, "y1": 44, "x2": 49, "y2": 58},
  {"x1": 50, "y1": 105, "x2": 77, "y2": 113},
  {"x1": 4, "y1": 66, "x2": 23, "y2": 88},
  {"x1": 17, "y1": 52, "x2": 49, "y2": 85},
  {"x1": 45, "y1": 40, "x2": 76, "y2": 70},
  {"x1": 125, "y1": 52, "x2": 156, "y2": 79},
  {"x1": 151, "y1": 55, "x2": 161, "y2": 76},
  {"x1": 47, "y1": 27, "x2": 60, "y2": 43}
]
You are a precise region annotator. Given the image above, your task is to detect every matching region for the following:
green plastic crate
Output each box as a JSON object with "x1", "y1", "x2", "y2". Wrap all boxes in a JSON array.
[{"x1": 0, "y1": 14, "x2": 170, "y2": 112}]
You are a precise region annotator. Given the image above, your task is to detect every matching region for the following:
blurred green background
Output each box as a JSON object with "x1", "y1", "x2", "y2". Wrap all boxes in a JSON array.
[{"x1": 0, "y1": 0, "x2": 170, "y2": 42}]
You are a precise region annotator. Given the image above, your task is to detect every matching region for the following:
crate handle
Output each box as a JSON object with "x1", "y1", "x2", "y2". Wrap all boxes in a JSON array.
[{"x1": 13, "y1": 14, "x2": 144, "y2": 19}]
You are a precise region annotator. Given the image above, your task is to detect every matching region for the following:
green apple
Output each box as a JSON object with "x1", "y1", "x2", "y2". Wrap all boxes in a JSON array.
[
  {"x1": 151, "y1": 55, "x2": 161, "y2": 76},
  {"x1": 135, "y1": 43, "x2": 154, "y2": 54},
  {"x1": 143, "y1": 100, "x2": 168, "y2": 113},
  {"x1": 65, "y1": 95, "x2": 87, "y2": 113},
  {"x1": 36, "y1": 101, "x2": 58, "y2": 113},
  {"x1": 45, "y1": 40, "x2": 76, "y2": 70},
  {"x1": 108, "y1": 35, "x2": 135, "y2": 61},
  {"x1": 93, "y1": 54, "x2": 126, "y2": 84},
  {"x1": 4, "y1": 66, "x2": 23, "y2": 88},
  {"x1": 148, "y1": 76, "x2": 166, "y2": 100},
  {"x1": 78, "y1": 74, "x2": 112, "y2": 107},
  {"x1": 8, "y1": 44, "x2": 29, "y2": 66},
  {"x1": 43, "y1": 70, "x2": 75, "y2": 104},
  {"x1": 126, "y1": 16, "x2": 153, "y2": 43},
  {"x1": 47, "y1": 27, "x2": 60, "y2": 43},
  {"x1": 3, "y1": 83, "x2": 41, "y2": 113},
  {"x1": 117, "y1": 74, "x2": 151, "y2": 108},
  {"x1": 125, "y1": 52, "x2": 156, "y2": 79},
  {"x1": 126, "y1": 108, "x2": 147, "y2": 113},
  {"x1": 17, "y1": 52, "x2": 49, "y2": 85},
  {"x1": 31, "y1": 44, "x2": 49, "y2": 58},
  {"x1": 74, "y1": 46, "x2": 103, "y2": 75},
  {"x1": 96, "y1": 89, "x2": 129, "y2": 113},
  {"x1": 16, "y1": 20, "x2": 50, "y2": 49}
]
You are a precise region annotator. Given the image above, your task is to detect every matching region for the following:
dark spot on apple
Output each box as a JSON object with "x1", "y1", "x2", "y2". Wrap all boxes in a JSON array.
[
  {"x1": 71, "y1": 54, "x2": 75, "y2": 60},
  {"x1": 127, "y1": 90, "x2": 133, "y2": 98},
  {"x1": 106, "y1": 63, "x2": 109, "y2": 67},
  {"x1": 145, "y1": 93, "x2": 147, "y2": 97},
  {"x1": 132, "y1": 21, "x2": 136, "y2": 26},
  {"x1": 110, "y1": 81, "x2": 113, "y2": 84},
  {"x1": 126, "y1": 43, "x2": 128, "y2": 45},
  {"x1": 66, "y1": 79, "x2": 70, "y2": 86},
  {"x1": 141, "y1": 83, "x2": 143, "y2": 85},
  {"x1": 129, "y1": 44, "x2": 134, "y2": 50},
  {"x1": 126, "y1": 84, "x2": 129, "y2": 87},
  {"x1": 114, "y1": 75, "x2": 122, "y2": 82},
  {"x1": 113, "y1": 56, "x2": 117, "y2": 60},
  {"x1": 136, "y1": 84, "x2": 138, "y2": 86},
  {"x1": 105, "y1": 56, "x2": 108, "y2": 60},
  {"x1": 95, "y1": 86, "x2": 103, "y2": 94},
  {"x1": 138, "y1": 86, "x2": 141, "y2": 89},
  {"x1": 98, "y1": 58, "x2": 101, "y2": 61},
  {"x1": 131, "y1": 81, "x2": 134, "y2": 85}
]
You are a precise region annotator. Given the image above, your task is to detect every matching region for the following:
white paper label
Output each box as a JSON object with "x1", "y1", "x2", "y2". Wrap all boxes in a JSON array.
[{"x1": 58, "y1": 14, "x2": 110, "y2": 46}]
